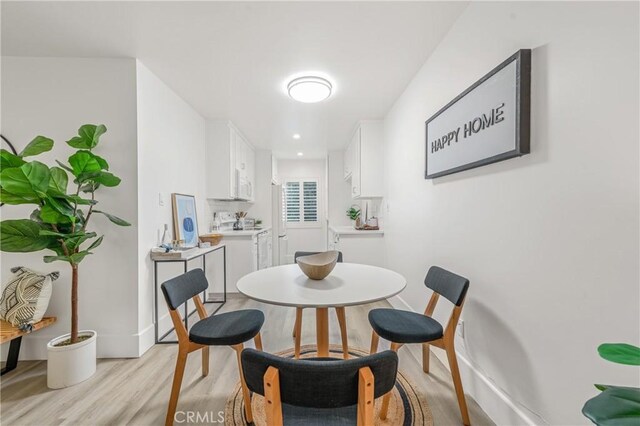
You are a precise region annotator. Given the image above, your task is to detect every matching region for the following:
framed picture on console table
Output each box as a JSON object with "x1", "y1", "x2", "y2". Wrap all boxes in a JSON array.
[
  {"x1": 171, "y1": 193, "x2": 199, "y2": 247},
  {"x1": 425, "y1": 49, "x2": 531, "y2": 179}
]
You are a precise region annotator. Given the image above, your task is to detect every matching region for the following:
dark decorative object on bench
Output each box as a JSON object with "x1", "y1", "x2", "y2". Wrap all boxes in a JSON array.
[
  {"x1": 161, "y1": 268, "x2": 264, "y2": 425},
  {"x1": 369, "y1": 265, "x2": 471, "y2": 425},
  {"x1": 241, "y1": 348, "x2": 398, "y2": 425}
]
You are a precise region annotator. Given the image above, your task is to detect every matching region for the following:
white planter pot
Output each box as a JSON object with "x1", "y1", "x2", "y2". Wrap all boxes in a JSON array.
[{"x1": 47, "y1": 330, "x2": 97, "y2": 389}]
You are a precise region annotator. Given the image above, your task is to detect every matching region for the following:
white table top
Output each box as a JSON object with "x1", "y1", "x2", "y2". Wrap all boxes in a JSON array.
[{"x1": 236, "y1": 263, "x2": 406, "y2": 308}]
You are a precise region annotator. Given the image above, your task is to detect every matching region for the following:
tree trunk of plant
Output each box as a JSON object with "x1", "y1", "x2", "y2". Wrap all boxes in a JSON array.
[{"x1": 71, "y1": 264, "x2": 79, "y2": 344}]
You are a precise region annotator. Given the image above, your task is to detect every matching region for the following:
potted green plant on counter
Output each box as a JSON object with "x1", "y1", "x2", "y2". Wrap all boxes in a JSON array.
[
  {"x1": 0, "y1": 124, "x2": 130, "y2": 388},
  {"x1": 347, "y1": 206, "x2": 361, "y2": 229},
  {"x1": 582, "y1": 343, "x2": 640, "y2": 425}
]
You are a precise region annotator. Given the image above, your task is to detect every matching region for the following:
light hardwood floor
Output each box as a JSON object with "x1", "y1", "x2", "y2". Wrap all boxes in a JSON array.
[{"x1": 1, "y1": 296, "x2": 494, "y2": 425}]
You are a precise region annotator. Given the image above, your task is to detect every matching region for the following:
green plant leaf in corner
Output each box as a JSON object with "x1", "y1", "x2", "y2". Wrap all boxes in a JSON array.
[
  {"x1": 94, "y1": 171, "x2": 121, "y2": 187},
  {"x1": 66, "y1": 124, "x2": 107, "y2": 150},
  {"x1": 68, "y1": 151, "x2": 102, "y2": 177},
  {"x1": 19, "y1": 136, "x2": 54, "y2": 157},
  {"x1": 582, "y1": 386, "x2": 640, "y2": 426},
  {"x1": 598, "y1": 343, "x2": 640, "y2": 366},
  {"x1": 0, "y1": 219, "x2": 52, "y2": 252},
  {"x1": 87, "y1": 235, "x2": 104, "y2": 251},
  {"x1": 94, "y1": 210, "x2": 131, "y2": 226},
  {"x1": 43, "y1": 255, "x2": 71, "y2": 264},
  {"x1": 0, "y1": 149, "x2": 26, "y2": 169},
  {"x1": 48, "y1": 167, "x2": 68, "y2": 193}
]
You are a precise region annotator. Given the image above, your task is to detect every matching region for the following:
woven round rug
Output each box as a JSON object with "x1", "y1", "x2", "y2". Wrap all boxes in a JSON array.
[{"x1": 225, "y1": 344, "x2": 433, "y2": 425}]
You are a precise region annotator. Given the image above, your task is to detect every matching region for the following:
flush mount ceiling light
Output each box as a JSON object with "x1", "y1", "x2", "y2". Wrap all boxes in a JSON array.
[
  {"x1": 297, "y1": 152, "x2": 304, "y2": 156},
  {"x1": 287, "y1": 76, "x2": 333, "y2": 103},
  {"x1": 293, "y1": 133, "x2": 301, "y2": 140}
]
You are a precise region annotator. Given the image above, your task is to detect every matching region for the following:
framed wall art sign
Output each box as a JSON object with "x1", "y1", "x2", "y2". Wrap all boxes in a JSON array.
[
  {"x1": 171, "y1": 193, "x2": 199, "y2": 247},
  {"x1": 425, "y1": 49, "x2": 531, "y2": 179}
]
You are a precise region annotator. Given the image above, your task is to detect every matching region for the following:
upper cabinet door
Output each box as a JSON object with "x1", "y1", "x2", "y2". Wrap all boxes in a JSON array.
[
  {"x1": 271, "y1": 155, "x2": 279, "y2": 185},
  {"x1": 344, "y1": 140, "x2": 353, "y2": 180}
]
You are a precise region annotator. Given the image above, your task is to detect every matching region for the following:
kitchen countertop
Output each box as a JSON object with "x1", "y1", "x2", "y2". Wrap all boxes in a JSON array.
[
  {"x1": 216, "y1": 226, "x2": 272, "y2": 237},
  {"x1": 329, "y1": 225, "x2": 384, "y2": 235}
]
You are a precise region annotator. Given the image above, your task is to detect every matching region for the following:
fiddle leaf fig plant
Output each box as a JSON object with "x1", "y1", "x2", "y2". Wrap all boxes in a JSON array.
[
  {"x1": 0, "y1": 124, "x2": 130, "y2": 345},
  {"x1": 582, "y1": 343, "x2": 640, "y2": 425}
]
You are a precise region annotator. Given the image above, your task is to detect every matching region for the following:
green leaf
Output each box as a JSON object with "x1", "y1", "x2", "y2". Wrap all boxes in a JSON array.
[
  {"x1": 87, "y1": 235, "x2": 104, "y2": 251},
  {"x1": 68, "y1": 151, "x2": 101, "y2": 177},
  {"x1": 599, "y1": 343, "x2": 640, "y2": 366},
  {"x1": 43, "y1": 255, "x2": 70, "y2": 264},
  {"x1": 0, "y1": 149, "x2": 26, "y2": 169},
  {"x1": 94, "y1": 210, "x2": 131, "y2": 226},
  {"x1": 64, "y1": 232, "x2": 97, "y2": 251},
  {"x1": 48, "y1": 167, "x2": 68, "y2": 193},
  {"x1": 582, "y1": 386, "x2": 640, "y2": 426},
  {"x1": 39, "y1": 204, "x2": 71, "y2": 224},
  {"x1": 93, "y1": 153, "x2": 109, "y2": 170},
  {"x1": 45, "y1": 196, "x2": 75, "y2": 216},
  {"x1": 94, "y1": 171, "x2": 121, "y2": 187},
  {"x1": 0, "y1": 219, "x2": 52, "y2": 252},
  {"x1": 55, "y1": 160, "x2": 74, "y2": 173},
  {"x1": 1, "y1": 162, "x2": 48, "y2": 198},
  {"x1": 66, "y1": 195, "x2": 97, "y2": 205},
  {"x1": 19, "y1": 136, "x2": 54, "y2": 157},
  {"x1": 80, "y1": 182, "x2": 99, "y2": 193},
  {"x1": 66, "y1": 124, "x2": 106, "y2": 150},
  {"x1": 0, "y1": 188, "x2": 38, "y2": 205},
  {"x1": 595, "y1": 384, "x2": 611, "y2": 391},
  {"x1": 69, "y1": 250, "x2": 92, "y2": 264}
]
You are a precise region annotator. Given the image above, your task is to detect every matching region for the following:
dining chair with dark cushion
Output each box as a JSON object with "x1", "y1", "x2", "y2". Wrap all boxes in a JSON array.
[
  {"x1": 369, "y1": 266, "x2": 471, "y2": 425},
  {"x1": 293, "y1": 251, "x2": 349, "y2": 359},
  {"x1": 161, "y1": 268, "x2": 264, "y2": 425},
  {"x1": 241, "y1": 348, "x2": 398, "y2": 425}
]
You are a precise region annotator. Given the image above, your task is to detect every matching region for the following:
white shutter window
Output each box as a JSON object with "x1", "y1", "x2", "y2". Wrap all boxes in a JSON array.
[
  {"x1": 284, "y1": 179, "x2": 319, "y2": 226},
  {"x1": 303, "y1": 181, "x2": 318, "y2": 222},
  {"x1": 284, "y1": 181, "x2": 300, "y2": 223}
]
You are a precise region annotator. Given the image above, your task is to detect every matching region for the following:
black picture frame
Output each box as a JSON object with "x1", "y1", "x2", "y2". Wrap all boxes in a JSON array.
[{"x1": 425, "y1": 49, "x2": 531, "y2": 179}]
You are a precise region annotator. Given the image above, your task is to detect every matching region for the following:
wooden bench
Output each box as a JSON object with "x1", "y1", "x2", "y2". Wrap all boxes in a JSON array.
[{"x1": 1, "y1": 317, "x2": 56, "y2": 375}]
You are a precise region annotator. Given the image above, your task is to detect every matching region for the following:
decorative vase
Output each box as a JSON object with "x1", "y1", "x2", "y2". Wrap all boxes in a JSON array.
[
  {"x1": 47, "y1": 330, "x2": 97, "y2": 389},
  {"x1": 355, "y1": 217, "x2": 362, "y2": 229}
]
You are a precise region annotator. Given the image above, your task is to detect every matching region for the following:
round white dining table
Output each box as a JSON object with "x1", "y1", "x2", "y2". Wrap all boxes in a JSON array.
[{"x1": 236, "y1": 263, "x2": 407, "y2": 357}]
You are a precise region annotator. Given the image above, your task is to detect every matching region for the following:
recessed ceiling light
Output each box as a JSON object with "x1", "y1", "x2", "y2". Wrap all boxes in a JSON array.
[
  {"x1": 293, "y1": 133, "x2": 301, "y2": 140},
  {"x1": 287, "y1": 76, "x2": 332, "y2": 103},
  {"x1": 297, "y1": 152, "x2": 304, "y2": 156}
]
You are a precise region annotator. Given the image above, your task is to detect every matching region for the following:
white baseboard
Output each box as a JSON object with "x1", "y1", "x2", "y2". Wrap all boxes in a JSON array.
[{"x1": 387, "y1": 295, "x2": 542, "y2": 426}]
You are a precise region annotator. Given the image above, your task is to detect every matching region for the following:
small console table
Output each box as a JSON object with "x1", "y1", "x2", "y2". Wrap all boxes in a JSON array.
[{"x1": 152, "y1": 244, "x2": 227, "y2": 344}]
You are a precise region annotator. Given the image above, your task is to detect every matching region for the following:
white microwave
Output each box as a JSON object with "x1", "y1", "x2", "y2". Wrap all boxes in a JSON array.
[{"x1": 235, "y1": 169, "x2": 252, "y2": 200}]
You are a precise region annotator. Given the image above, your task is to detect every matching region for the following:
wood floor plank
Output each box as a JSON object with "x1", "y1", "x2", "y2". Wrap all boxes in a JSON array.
[{"x1": 1, "y1": 297, "x2": 494, "y2": 425}]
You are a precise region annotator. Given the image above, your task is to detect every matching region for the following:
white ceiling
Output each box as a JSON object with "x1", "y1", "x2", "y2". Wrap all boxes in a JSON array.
[{"x1": 1, "y1": 1, "x2": 467, "y2": 158}]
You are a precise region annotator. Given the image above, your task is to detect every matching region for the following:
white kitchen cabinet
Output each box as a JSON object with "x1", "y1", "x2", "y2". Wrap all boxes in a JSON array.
[
  {"x1": 347, "y1": 121, "x2": 383, "y2": 199},
  {"x1": 344, "y1": 139, "x2": 354, "y2": 180},
  {"x1": 328, "y1": 226, "x2": 385, "y2": 266},
  {"x1": 205, "y1": 120, "x2": 255, "y2": 201}
]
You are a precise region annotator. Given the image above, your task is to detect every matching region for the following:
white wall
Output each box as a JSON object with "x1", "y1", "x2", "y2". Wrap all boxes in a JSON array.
[
  {"x1": 1, "y1": 57, "x2": 140, "y2": 358},
  {"x1": 383, "y1": 2, "x2": 639, "y2": 425},
  {"x1": 278, "y1": 159, "x2": 327, "y2": 261},
  {"x1": 135, "y1": 61, "x2": 208, "y2": 354}
]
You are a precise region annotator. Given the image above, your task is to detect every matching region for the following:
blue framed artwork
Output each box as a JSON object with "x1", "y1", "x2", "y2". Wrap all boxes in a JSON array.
[{"x1": 171, "y1": 193, "x2": 199, "y2": 247}]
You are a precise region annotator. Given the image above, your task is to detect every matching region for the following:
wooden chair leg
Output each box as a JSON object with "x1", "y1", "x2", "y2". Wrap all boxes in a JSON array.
[
  {"x1": 380, "y1": 342, "x2": 401, "y2": 420},
  {"x1": 422, "y1": 343, "x2": 430, "y2": 374},
  {"x1": 165, "y1": 349, "x2": 188, "y2": 426},
  {"x1": 254, "y1": 333, "x2": 263, "y2": 351},
  {"x1": 445, "y1": 341, "x2": 471, "y2": 426},
  {"x1": 202, "y1": 346, "x2": 209, "y2": 377},
  {"x1": 294, "y1": 308, "x2": 303, "y2": 359},
  {"x1": 335, "y1": 307, "x2": 349, "y2": 359},
  {"x1": 357, "y1": 367, "x2": 374, "y2": 426},
  {"x1": 292, "y1": 307, "x2": 302, "y2": 338},
  {"x1": 369, "y1": 331, "x2": 379, "y2": 355},
  {"x1": 233, "y1": 344, "x2": 253, "y2": 424}
]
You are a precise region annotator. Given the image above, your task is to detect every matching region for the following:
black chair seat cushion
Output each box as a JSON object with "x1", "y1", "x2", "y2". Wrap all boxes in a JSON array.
[
  {"x1": 369, "y1": 308, "x2": 443, "y2": 344},
  {"x1": 189, "y1": 309, "x2": 264, "y2": 346},
  {"x1": 282, "y1": 404, "x2": 356, "y2": 425}
]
